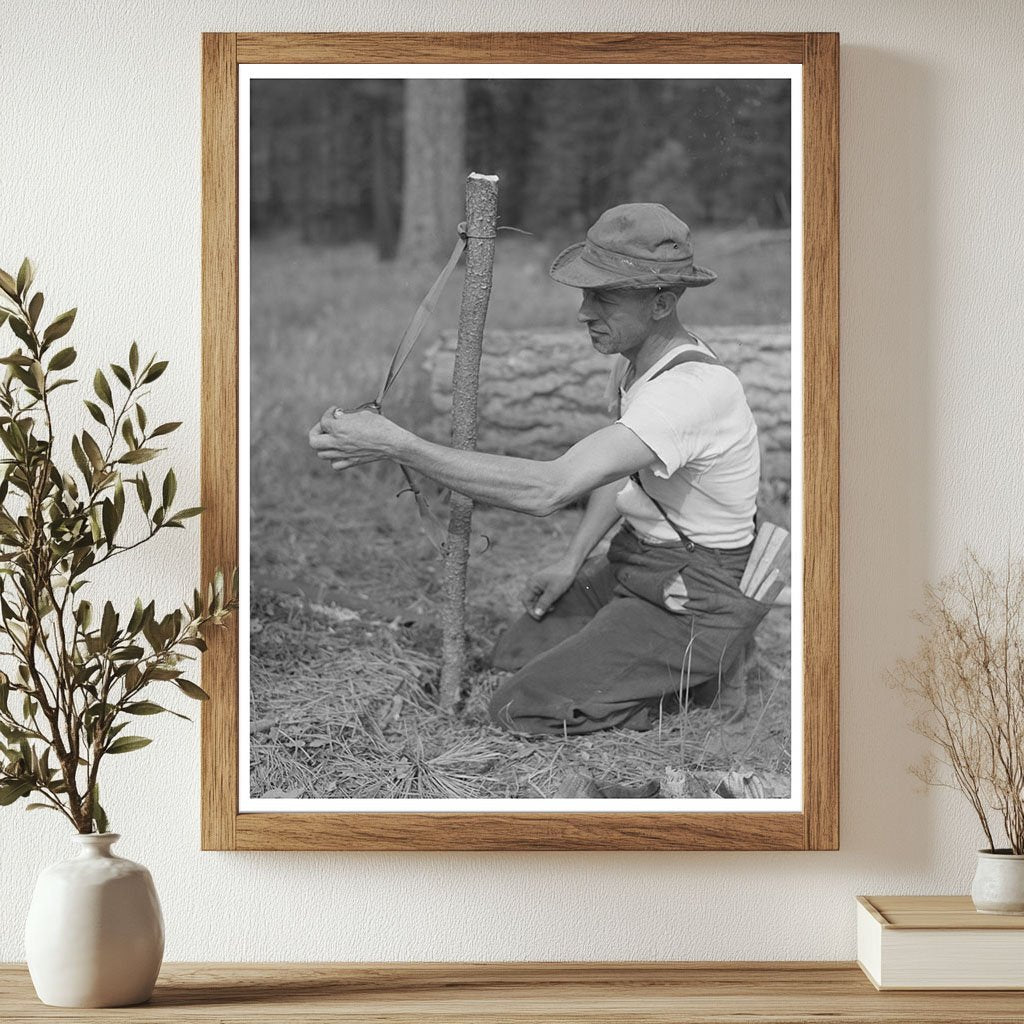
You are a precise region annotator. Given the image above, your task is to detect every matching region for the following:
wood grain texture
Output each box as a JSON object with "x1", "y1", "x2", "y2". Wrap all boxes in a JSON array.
[
  {"x1": 234, "y1": 810, "x2": 805, "y2": 852},
  {"x1": 201, "y1": 32, "x2": 841, "y2": 851},
  {"x1": 200, "y1": 33, "x2": 239, "y2": 852},
  {"x1": 3, "y1": 962, "x2": 1023, "y2": 1023},
  {"x1": 236, "y1": 32, "x2": 807, "y2": 64},
  {"x1": 801, "y1": 32, "x2": 841, "y2": 852},
  {"x1": 862, "y1": 895, "x2": 1024, "y2": 930}
]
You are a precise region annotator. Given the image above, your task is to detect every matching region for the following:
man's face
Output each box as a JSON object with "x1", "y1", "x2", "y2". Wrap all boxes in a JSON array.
[{"x1": 577, "y1": 287, "x2": 657, "y2": 358}]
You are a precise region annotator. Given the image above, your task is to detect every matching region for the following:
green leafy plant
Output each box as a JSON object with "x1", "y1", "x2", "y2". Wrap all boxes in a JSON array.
[{"x1": 0, "y1": 259, "x2": 235, "y2": 833}]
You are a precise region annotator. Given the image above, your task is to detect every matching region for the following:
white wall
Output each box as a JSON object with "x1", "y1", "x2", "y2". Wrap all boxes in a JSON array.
[{"x1": 1, "y1": 0, "x2": 1022, "y2": 961}]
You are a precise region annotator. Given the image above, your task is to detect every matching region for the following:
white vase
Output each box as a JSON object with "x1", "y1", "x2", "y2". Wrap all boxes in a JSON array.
[
  {"x1": 971, "y1": 849, "x2": 1024, "y2": 915},
  {"x1": 24, "y1": 833, "x2": 164, "y2": 1007}
]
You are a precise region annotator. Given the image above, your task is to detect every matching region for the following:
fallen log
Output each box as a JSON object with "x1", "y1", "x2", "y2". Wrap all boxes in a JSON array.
[{"x1": 426, "y1": 324, "x2": 792, "y2": 508}]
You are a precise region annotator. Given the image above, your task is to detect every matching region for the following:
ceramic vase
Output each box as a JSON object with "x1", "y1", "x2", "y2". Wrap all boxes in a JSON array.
[
  {"x1": 25, "y1": 833, "x2": 164, "y2": 1007},
  {"x1": 971, "y1": 849, "x2": 1024, "y2": 915}
]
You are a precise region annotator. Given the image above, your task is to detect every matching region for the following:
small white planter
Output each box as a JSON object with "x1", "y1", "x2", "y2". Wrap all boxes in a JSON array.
[
  {"x1": 971, "y1": 849, "x2": 1024, "y2": 915},
  {"x1": 25, "y1": 833, "x2": 164, "y2": 1007}
]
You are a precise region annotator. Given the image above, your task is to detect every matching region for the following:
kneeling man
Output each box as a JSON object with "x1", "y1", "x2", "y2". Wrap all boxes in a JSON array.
[{"x1": 309, "y1": 203, "x2": 767, "y2": 736}]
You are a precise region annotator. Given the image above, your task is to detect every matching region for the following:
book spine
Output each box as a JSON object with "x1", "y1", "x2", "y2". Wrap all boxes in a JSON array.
[
  {"x1": 882, "y1": 931, "x2": 1024, "y2": 989},
  {"x1": 855, "y1": 902, "x2": 883, "y2": 989}
]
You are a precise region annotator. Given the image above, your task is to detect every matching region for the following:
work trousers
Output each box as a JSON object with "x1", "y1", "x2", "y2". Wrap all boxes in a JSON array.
[{"x1": 488, "y1": 527, "x2": 767, "y2": 735}]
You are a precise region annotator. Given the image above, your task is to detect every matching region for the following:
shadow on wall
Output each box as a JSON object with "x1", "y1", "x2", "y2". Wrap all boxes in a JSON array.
[{"x1": 839, "y1": 48, "x2": 937, "y2": 868}]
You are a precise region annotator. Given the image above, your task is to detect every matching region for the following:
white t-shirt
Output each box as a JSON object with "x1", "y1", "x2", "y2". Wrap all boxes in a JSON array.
[{"x1": 613, "y1": 342, "x2": 760, "y2": 548}]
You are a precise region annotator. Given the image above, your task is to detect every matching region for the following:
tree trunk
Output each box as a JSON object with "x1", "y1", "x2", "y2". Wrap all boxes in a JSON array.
[
  {"x1": 370, "y1": 93, "x2": 399, "y2": 261},
  {"x1": 399, "y1": 80, "x2": 466, "y2": 264},
  {"x1": 523, "y1": 82, "x2": 586, "y2": 235},
  {"x1": 356, "y1": 80, "x2": 402, "y2": 261},
  {"x1": 439, "y1": 174, "x2": 498, "y2": 711}
]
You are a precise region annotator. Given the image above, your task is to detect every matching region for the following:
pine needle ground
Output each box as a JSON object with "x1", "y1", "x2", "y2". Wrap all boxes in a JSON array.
[{"x1": 248, "y1": 232, "x2": 792, "y2": 801}]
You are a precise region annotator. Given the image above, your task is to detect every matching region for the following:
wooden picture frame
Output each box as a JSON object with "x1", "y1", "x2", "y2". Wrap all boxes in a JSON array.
[{"x1": 201, "y1": 32, "x2": 838, "y2": 851}]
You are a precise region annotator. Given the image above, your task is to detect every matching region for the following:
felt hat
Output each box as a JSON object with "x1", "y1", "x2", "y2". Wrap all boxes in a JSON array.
[{"x1": 549, "y1": 203, "x2": 716, "y2": 290}]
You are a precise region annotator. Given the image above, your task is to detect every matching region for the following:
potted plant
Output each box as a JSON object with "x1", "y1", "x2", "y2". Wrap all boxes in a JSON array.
[
  {"x1": 0, "y1": 260, "x2": 235, "y2": 1006},
  {"x1": 895, "y1": 552, "x2": 1024, "y2": 914}
]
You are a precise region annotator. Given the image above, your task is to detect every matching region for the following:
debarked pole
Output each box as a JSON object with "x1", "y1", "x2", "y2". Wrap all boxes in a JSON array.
[{"x1": 439, "y1": 173, "x2": 498, "y2": 711}]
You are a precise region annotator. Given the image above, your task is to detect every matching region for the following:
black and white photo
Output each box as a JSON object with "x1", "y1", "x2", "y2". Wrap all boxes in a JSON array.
[{"x1": 240, "y1": 65, "x2": 802, "y2": 812}]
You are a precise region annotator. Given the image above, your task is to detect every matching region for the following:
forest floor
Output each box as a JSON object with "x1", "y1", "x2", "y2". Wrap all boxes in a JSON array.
[{"x1": 247, "y1": 228, "x2": 794, "y2": 801}]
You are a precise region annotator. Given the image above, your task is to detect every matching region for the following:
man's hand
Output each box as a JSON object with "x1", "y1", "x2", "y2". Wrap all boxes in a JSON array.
[
  {"x1": 308, "y1": 406, "x2": 403, "y2": 470},
  {"x1": 520, "y1": 558, "x2": 578, "y2": 620}
]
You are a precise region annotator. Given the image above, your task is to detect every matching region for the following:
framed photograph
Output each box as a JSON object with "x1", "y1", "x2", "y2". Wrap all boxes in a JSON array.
[{"x1": 201, "y1": 32, "x2": 838, "y2": 851}]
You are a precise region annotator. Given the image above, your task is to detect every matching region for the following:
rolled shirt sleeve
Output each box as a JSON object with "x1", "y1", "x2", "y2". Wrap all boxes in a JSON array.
[
  {"x1": 616, "y1": 376, "x2": 713, "y2": 479},
  {"x1": 611, "y1": 354, "x2": 760, "y2": 549}
]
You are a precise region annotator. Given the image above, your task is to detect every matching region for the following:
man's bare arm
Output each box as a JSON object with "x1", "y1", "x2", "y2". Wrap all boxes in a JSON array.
[
  {"x1": 309, "y1": 409, "x2": 656, "y2": 517},
  {"x1": 517, "y1": 480, "x2": 625, "y2": 618},
  {"x1": 561, "y1": 479, "x2": 625, "y2": 572},
  {"x1": 390, "y1": 425, "x2": 650, "y2": 515}
]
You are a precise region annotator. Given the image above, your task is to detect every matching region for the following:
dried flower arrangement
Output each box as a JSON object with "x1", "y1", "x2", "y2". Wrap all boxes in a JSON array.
[{"x1": 895, "y1": 552, "x2": 1024, "y2": 854}]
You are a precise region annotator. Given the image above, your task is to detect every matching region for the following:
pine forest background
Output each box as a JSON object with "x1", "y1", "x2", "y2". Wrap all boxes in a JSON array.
[{"x1": 250, "y1": 78, "x2": 792, "y2": 259}]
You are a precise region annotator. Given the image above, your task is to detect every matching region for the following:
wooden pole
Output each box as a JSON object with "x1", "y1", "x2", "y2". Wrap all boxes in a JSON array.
[{"x1": 439, "y1": 172, "x2": 498, "y2": 710}]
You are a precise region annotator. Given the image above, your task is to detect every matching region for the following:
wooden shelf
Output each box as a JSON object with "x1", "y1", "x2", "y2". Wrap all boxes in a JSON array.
[{"x1": 4, "y1": 962, "x2": 1024, "y2": 1022}]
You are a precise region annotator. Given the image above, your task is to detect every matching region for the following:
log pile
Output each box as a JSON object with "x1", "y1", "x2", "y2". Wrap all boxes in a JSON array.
[{"x1": 426, "y1": 325, "x2": 792, "y2": 507}]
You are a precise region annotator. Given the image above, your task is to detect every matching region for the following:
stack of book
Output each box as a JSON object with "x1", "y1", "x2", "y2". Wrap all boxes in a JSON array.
[{"x1": 857, "y1": 895, "x2": 1024, "y2": 990}]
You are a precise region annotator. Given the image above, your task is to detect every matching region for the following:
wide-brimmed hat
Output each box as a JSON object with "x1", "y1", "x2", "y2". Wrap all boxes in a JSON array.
[{"x1": 549, "y1": 203, "x2": 716, "y2": 290}]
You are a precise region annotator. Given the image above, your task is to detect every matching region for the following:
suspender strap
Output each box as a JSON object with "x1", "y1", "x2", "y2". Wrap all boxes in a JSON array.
[
  {"x1": 624, "y1": 347, "x2": 723, "y2": 552},
  {"x1": 644, "y1": 347, "x2": 721, "y2": 377},
  {"x1": 628, "y1": 474, "x2": 696, "y2": 549},
  {"x1": 616, "y1": 345, "x2": 722, "y2": 414}
]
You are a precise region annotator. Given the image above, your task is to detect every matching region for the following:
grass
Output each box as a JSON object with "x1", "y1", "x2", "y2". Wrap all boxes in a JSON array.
[{"x1": 248, "y1": 229, "x2": 792, "y2": 800}]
